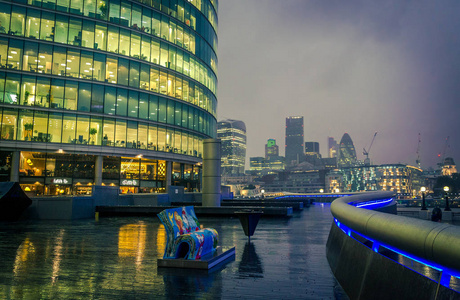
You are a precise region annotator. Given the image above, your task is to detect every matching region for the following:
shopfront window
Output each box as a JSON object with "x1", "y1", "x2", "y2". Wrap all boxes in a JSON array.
[
  {"x1": 103, "y1": 156, "x2": 120, "y2": 179},
  {"x1": 121, "y1": 157, "x2": 139, "y2": 180},
  {"x1": 20, "y1": 151, "x2": 45, "y2": 177}
]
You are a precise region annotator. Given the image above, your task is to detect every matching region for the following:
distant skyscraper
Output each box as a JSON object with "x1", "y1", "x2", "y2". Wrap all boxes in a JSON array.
[
  {"x1": 338, "y1": 133, "x2": 357, "y2": 167},
  {"x1": 285, "y1": 116, "x2": 304, "y2": 166},
  {"x1": 217, "y1": 119, "x2": 247, "y2": 176},
  {"x1": 328, "y1": 137, "x2": 338, "y2": 158},
  {"x1": 265, "y1": 139, "x2": 279, "y2": 159},
  {"x1": 305, "y1": 142, "x2": 320, "y2": 156}
]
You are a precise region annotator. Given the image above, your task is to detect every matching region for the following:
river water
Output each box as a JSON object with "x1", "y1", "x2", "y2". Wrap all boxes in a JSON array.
[{"x1": 0, "y1": 203, "x2": 348, "y2": 299}]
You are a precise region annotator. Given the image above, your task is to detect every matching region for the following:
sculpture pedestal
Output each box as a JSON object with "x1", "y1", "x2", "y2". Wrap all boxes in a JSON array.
[
  {"x1": 235, "y1": 210, "x2": 263, "y2": 242},
  {"x1": 157, "y1": 246, "x2": 235, "y2": 270}
]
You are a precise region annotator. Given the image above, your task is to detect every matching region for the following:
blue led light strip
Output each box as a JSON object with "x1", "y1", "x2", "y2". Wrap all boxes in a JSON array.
[{"x1": 334, "y1": 218, "x2": 460, "y2": 288}]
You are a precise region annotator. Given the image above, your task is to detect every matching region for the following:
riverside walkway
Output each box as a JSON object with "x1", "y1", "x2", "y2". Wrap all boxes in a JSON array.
[{"x1": 0, "y1": 204, "x2": 348, "y2": 299}]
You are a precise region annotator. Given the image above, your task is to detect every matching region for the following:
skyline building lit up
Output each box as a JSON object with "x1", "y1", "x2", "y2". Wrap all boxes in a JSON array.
[
  {"x1": 337, "y1": 133, "x2": 357, "y2": 167},
  {"x1": 0, "y1": 0, "x2": 218, "y2": 195},
  {"x1": 217, "y1": 119, "x2": 246, "y2": 176},
  {"x1": 285, "y1": 116, "x2": 304, "y2": 166}
]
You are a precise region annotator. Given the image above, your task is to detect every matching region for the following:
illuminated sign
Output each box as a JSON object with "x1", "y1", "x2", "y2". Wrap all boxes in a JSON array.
[
  {"x1": 51, "y1": 178, "x2": 70, "y2": 184},
  {"x1": 121, "y1": 179, "x2": 138, "y2": 186}
]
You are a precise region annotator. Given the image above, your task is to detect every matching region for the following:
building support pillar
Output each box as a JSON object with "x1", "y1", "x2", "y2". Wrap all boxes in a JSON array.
[
  {"x1": 95, "y1": 155, "x2": 103, "y2": 186},
  {"x1": 10, "y1": 151, "x2": 20, "y2": 182},
  {"x1": 202, "y1": 139, "x2": 221, "y2": 207},
  {"x1": 166, "y1": 161, "x2": 172, "y2": 193}
]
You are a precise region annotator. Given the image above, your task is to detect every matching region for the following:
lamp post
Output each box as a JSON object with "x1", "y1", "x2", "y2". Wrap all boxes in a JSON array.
[
  {"x1": 319, "y1": 189, "x2": 324, "y2": 193},
  {"x1": 444, "y1": 186, "x2": 451, "y2": 211},
  {"x1": 420, "y1": 187, "x2": 427, "y2": 210}
]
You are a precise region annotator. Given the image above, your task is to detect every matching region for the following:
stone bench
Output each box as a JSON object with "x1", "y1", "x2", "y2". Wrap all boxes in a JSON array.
[{"x1": 157, "y1": 206, "x2": 218, "y2": 260}]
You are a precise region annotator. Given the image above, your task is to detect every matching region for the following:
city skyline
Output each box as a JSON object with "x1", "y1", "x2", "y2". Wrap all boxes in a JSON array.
[{"x1": 217, "y1": 0, "x2": 460, "y2": 169}]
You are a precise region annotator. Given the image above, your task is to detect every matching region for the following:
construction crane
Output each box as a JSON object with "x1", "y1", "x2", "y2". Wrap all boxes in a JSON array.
[
  {"x1": 415, "y1": 133, "x2": 421, "y2": 169},
  {"x1": 363, "y1": 132, "x2": 377, "y2": 166},
  {"x1": 437, "y1": 136, "x2": 450, "y2": 168}
]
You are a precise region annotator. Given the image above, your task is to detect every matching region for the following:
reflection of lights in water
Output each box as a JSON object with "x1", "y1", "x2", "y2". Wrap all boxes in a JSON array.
[
  {"x1": 51, "y1": 229, "x2": 65, "y2": 284},
  {"x1": 156, "y1": 224, "x2": 166, "y2": 256},
  {"x1": 13, "y1": 237, "x2": 36, "y2": 276},
  {"x1": 118, "y1": 223, "x2": 147, "y2": 267}
]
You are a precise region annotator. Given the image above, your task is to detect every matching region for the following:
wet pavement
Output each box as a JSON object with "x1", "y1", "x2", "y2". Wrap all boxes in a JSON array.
[{"x1": 0, "y1": 203, "x2": 348, "y2": 299}]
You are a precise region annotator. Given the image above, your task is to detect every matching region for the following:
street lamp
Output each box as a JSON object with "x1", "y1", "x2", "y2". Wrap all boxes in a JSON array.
[
  {"x1": 444, "y1": 186, "x2": 451, "y2": 211},
  {"x1": 420, "y1": 186, "x2": 427, "y2": 211},
  {"x1": 319, "y1": 189, "x2": 324, "y2": 193},
  {"x1": 335, "y1": 188, "x2": 340, "y2": 193}
]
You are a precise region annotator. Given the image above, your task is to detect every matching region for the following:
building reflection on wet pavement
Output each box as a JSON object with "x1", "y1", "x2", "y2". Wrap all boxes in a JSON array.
[{"x1": 0, "y1": 204, "x2": 348, "y2": 299}]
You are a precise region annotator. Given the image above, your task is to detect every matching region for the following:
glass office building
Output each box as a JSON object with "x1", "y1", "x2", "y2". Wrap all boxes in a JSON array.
[
  {"x1": 217, "y1": 119, "x2": 246, "y2": 176},
  {"x1": 0, "y1": 0, "x2": 218, "y2": 195}
]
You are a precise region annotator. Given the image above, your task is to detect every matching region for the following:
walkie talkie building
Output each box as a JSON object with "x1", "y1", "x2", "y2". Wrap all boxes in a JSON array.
[{"x1": 0, "y1": 0, "x2": 218, "y2": 195}]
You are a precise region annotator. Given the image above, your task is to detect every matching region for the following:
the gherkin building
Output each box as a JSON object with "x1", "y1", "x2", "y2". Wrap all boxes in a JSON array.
[{"x1": 338, "y1": 133, "x2": 357, "y2": 167}]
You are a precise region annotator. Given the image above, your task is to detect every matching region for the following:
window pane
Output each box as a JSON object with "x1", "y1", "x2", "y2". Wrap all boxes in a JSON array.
[
  {"x1": 81, "y1": 20, "x2": 95, "y2": 48},
  {"x1": 79, "y1": 50, "x2": 93, "y2": 79},
  {"x1": 149, "y1": 67, "x2": 159, "y2": 92},
  {"x1": 50, "y1": 78, "x2": 64, "y2": 108},
  {"x1": 158, "y1": 126, "x2": 165, "y2": 151},
  {"x1": 129, "y1": 61, "x2": 140, "y2": 88},
  {"x1": 138, "y1": 122, "x2": 147, "y2": 149},
  {"x1": 119, "y1": 28, "x2": 130, "y2": 56},
  {"x1": 93, "y1": 53, "x2": 105, "y2": 81},
  {"x1": 94, "y1": 23, "x2": 107, "y2": 50},
  {"x1": 106, "y1": 55, "x2": 117, "y2": 83},
  {"x1": 40, "y1": 12, "x2": 55, "y2": 41},
  {"x1": 32, "y1": 110, "x2": 48, "y2": 142},
  {"x1": 23, "y1": 41, "x2": 38, "y2": 72},
  {"x1": 48, "y1": 112, "x2": 62, "y2": 143},
  {"x1": 1, "y1": 108, "x2": 17, "y2": 140},
  {"x1": 77, "y1": 82, "x2": 91, "y2": 111},
  {"x1": 20, "y1": 75, "x2": 36, "y2": 106},
  {"x1": 158, "y1": 97, "x2": 166, "y2": 123},
  {"x1": 104, "y1": 86, "x2": 116, "y2": 115},
  {"x1": 10, "y1": 6, "x2": 26, "y2": 36},
  {"x1": 107, "y1": 26, "x2": 119, "y2": 53},
  {"x1": 116, "y1": 88, "x2": 127, "y2": 116},
  {"x1": 130, "y1": 32, "x2": 141, "y2": 58},
  {"x1": 25, "y1": 9, "x2": 40, "y2": 39},
  {"x1": 127, "y1": 90, "x2": 138, "y2": 118},
  {"x1": 115, "y1": 119, "x2": 126, "y2": 147},
  {"x1": 140, "y1": 64, "x2": 149, "y2": 90},
  {"x1": 126, "y1": 120, "x2": 137, "y2": 148},
  {"x1": 90, "y1": 116, "x2": 102, "y2": 145},
  {"x1": 36, "y1": 77, "x2": 50, "y2": 107},
  {"x1": 38, "y1": 43, "x2": 53, "y2": 74},
  {"x1": 68, "y1": 17, "x2": 82, "y2": 47},
  {"x1": 139, "y1": 93, "x2": 148, "y2": 119},
  {"x1": 62, "y1": 113, "x2": 76, "y2": 143},
  {"x1": 52, "y1": 46, "x2": 66, "y2": 76},
  {"x1": 103, "y1": 117, "x2": 114, "y2": 146},
  {"x1": 66, "y1": 49, "x2": 80, "y2": 78},
  {"x1": 64, "y1": 80, "x2": 78, "y2": 110},
  {"x1": 8, "y1": 39, "x2": 23, "y2": 70},
  {"x1": 54, "y1": 14, "x2": 68, "y2": 43},
  {"x1": 117, "y1": 58, "x2": 129, "y2": 86},
  {"x1": 76, "y1": 114, "x2": 89, "y2": 144},
  {"x1": 149, "y1": 95, "x2": 158, "y2": 122},
  {"x1": 91, "y1": 84, "x2": 104, "y2": 113}
]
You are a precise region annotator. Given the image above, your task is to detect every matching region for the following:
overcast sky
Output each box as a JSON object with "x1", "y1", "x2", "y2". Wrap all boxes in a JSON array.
[{"x1": 216, "y1": 0, "x2": 460, "y2": 169}]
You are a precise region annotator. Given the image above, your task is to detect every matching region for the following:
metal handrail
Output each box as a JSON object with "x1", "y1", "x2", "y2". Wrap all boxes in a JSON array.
[{"x1": 331, "y1": 191, "x2": 460, "y2": 274}]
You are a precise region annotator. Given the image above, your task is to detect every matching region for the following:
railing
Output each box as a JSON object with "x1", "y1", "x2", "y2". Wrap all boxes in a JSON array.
[{"x1": 331, "y1": 191, "x2": 460, "y2": 289}]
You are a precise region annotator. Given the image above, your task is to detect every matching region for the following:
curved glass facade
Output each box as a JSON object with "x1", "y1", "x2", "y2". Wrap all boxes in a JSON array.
[{"x1": 0, "y1": 0, "x2": 217, "y2": 195}]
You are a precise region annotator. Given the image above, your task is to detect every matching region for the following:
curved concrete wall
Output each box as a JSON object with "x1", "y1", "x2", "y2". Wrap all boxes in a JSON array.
[{"x1": 327, "y1": 192, "x2": 460, "y2": 299}]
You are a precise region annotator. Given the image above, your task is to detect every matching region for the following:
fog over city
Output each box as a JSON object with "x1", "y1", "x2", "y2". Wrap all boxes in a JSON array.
[{"x1": 217, "y1": 0, "x2": 460, "y2": 169}]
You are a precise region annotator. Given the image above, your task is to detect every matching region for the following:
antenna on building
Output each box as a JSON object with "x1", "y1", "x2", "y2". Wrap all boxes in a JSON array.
[{"x1": 415, "y1": 133, "x2": 421, "y2": 169}]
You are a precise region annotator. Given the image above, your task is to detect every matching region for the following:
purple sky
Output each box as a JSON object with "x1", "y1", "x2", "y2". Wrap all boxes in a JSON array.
[{"x1": 216, "y1": 0, "x2": 460, "y2": 169}]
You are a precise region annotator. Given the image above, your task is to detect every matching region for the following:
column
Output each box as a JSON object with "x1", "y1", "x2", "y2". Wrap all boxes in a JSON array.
[
  {"x1": 166, "y1": 160, "x2": 172, "y2": 193},
  {"x1": 10, "y1": 151, "x2": 20, "y2": 182},
  {"x1": 202, "y1": 139, "x2": 221, "y2": 207},
  {"x1": 94, "y1": 155, "x2": 103, "y2": 186}
]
